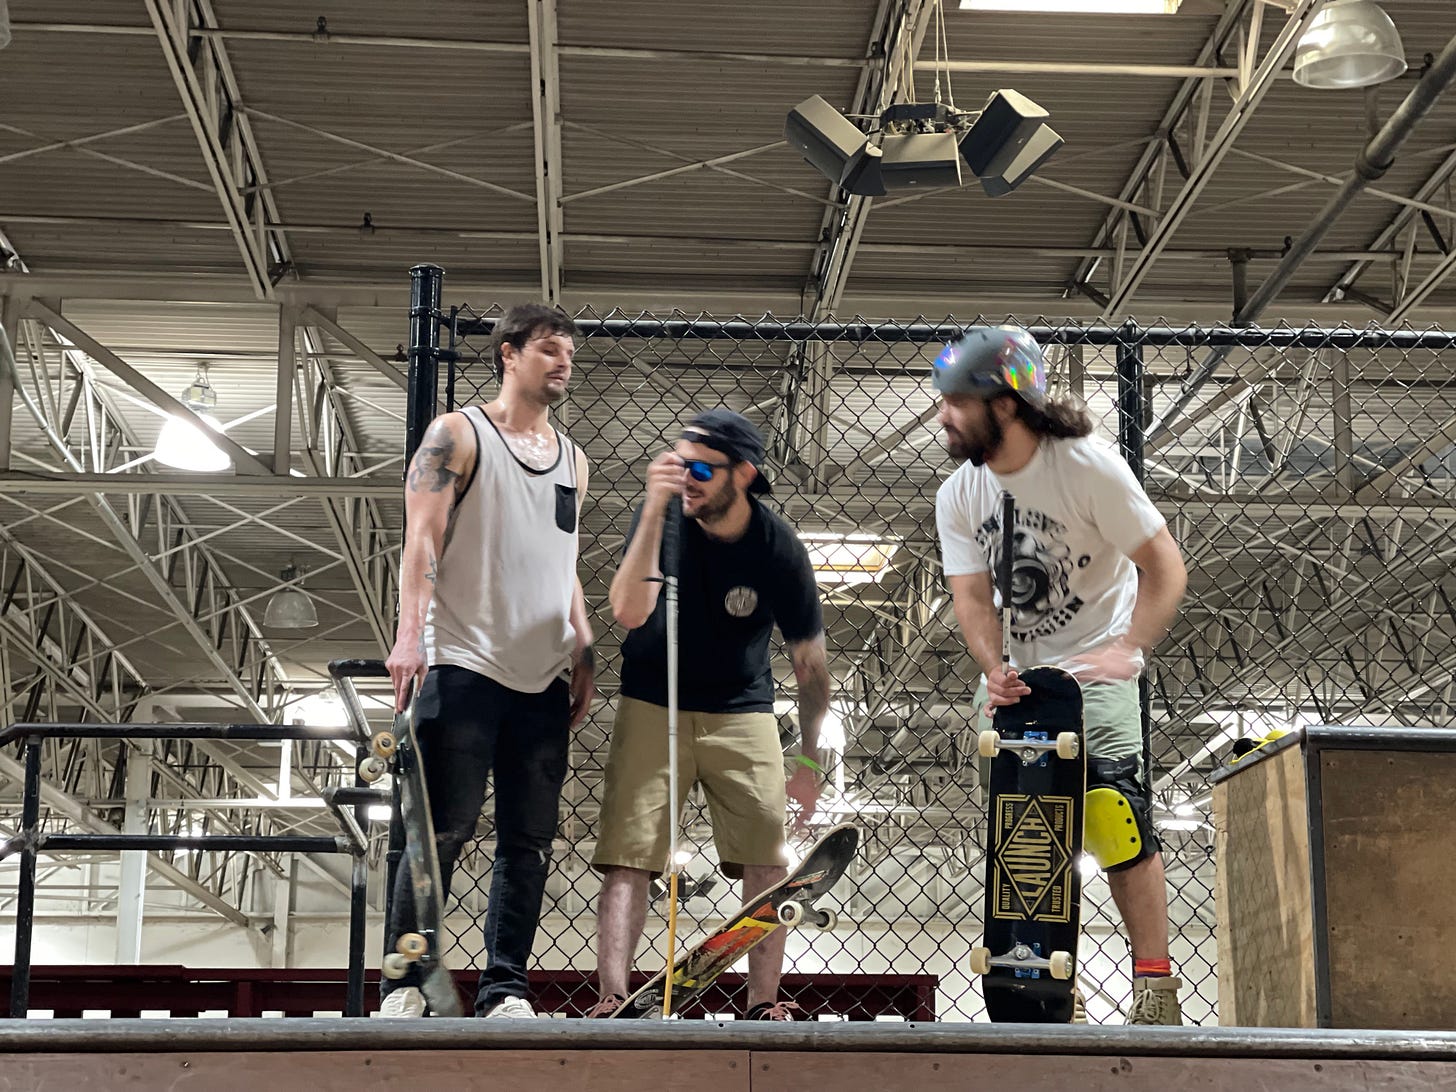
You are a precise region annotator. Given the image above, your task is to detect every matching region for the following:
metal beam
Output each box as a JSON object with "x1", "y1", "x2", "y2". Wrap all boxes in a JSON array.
[
  {"x1": 1355, "y1": 405, "x2": 1456, "y2": 501},
  {"x1": 1066, "y1": 0, "x2": 1255, "y2": 299},
  {"x1": 295, "y1": 320, "x2": 395, "y2": 653},
  {"x1": 141, "y1": 0, "x2": 273, "y2": 297},
  {"x1": 297, "y1": 306, "x2": 408, "y2": 392},
  {"x1": 0, "y1": 272, "x2": 1431, "y2": 323},
  {"x1": 10, "y1": 21, "x2": 1250, "y2": 78},
  {"x1": 115, "y1": 739, "x2": 152, "y2": 963},
  {"x1": 1389, "y1": 246, "x2": 1456, "y2": 321},
  {"x1": 1100, "y1": 0, "x2": 1330, "y2": 317},
  {"x1": 0, "y1": 299, "x2": 17, "y2": 473},
  {"x1": 0, "y1": 215, "x2": 1409, "y2": 264},
  {"x1": 1326, "y1": 147, "x2": 1456, "y2": 304},
  {"x1": 527, "y1": 0, "x2": 565, "y2": 304},
  {"x1": 274, "y1": 306, "x2": 296, "y2": 476}
]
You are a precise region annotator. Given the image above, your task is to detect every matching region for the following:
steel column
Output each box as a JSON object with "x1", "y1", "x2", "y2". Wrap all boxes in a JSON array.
[{"x1": 8, "y1": 740, "x2": 42, "y2": 1018}]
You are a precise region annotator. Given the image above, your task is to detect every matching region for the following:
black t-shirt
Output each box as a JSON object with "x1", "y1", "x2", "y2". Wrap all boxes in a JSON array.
[{"x1": 618, "y1": 499, "x2": 823, "y2": 713}]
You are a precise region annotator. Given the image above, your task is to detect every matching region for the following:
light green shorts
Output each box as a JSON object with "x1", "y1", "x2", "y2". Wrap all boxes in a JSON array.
[{"x1": 974, "y1": 674, "x2": 1143, "y2": 770}]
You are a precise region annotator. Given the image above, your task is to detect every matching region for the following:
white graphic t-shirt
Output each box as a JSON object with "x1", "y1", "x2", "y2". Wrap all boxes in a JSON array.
[{"x1": 935, "y1": 435, "x2": 1166, "y2": 668}]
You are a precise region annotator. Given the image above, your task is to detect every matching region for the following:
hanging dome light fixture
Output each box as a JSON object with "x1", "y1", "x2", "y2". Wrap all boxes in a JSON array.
[
  {"x1": 153, "y1": 363, "x2": 231, "y2": 472},
  {"x1": 263, "y1": 564, "x2": 319, "y2": 630},
  {"x1": 1293, "y1": 0, "x2": 1407, "y2": 90}
]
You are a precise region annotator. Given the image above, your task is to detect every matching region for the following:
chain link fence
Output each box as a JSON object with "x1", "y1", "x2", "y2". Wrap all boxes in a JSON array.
[{"x1": 404, "y1": 266, "x2": 1456, "y2": 1022}]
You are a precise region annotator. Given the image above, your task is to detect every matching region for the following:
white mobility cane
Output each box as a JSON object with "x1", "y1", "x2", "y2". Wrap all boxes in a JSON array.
[
  {"x1": 660, "y1": 496, "x2": 682, "y2": 1018},
  {"x1": 1000, "y1": 491, "x2": 1015, "y2": 673}
]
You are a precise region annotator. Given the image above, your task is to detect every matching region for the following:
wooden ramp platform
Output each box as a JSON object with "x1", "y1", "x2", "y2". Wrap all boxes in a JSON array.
[{"x1": 1, "y1": 1020, "x2": 1454, "y2": 1091}]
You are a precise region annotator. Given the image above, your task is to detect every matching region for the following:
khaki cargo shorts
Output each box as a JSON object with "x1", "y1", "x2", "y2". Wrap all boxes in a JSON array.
[{"x1": 591, "y1": 697, "x2": 788, "y2": 879}]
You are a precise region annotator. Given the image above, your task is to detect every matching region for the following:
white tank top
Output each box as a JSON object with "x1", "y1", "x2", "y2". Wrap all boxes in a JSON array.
[{"x1": 423, "y1": 406, "x2": 579, "y2": 693}]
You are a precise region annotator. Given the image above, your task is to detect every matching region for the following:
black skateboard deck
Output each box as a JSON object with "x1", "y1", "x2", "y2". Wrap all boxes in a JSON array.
[
  {"x1": 380, "y1": 698, "x2": 462, "y2": 1017},
  {"x1": 612, "y1": 824, "x2": 859, "y2": 1018},
  {"x1": 974, "y1": 665, "x2": 1086, "y2": 1023}
]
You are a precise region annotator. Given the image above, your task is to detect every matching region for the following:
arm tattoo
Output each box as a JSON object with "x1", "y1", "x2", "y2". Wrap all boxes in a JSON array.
[
  {"x1": 408, "y1": 423, "x2": 461, "y2": 495},
  {"x1": 792, "y1": 638, "x2": 831, "y2": 750},
  {"x1": 426, "y1": 559, "x2": 438, "y2": 585}
]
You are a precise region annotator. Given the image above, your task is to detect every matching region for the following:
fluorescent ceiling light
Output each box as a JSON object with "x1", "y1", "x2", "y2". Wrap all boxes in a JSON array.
[
  {"x1": 366, "y1": 804, "x2": 392, "y2": 822},
  {"x1": 803, "y1": 534, "x2": 900, "y2": 586},
  {"x1": 960, "y1": 1, "x2": 1182, "y2": 12}
]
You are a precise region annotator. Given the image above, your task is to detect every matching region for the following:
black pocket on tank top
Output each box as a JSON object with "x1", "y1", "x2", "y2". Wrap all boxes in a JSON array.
[{"x1": 554, "y1": 484, "x2": 578, "y2": 533}]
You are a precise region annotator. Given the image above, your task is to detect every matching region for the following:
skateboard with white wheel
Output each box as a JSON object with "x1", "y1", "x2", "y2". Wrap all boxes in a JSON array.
[
  {"x1": 379, "y1": 691, "x2": 462, "y2": 1017},
  {"x1": 610, "y1": 823, "x2": 858, "y2": 1018},
  {"x1": 974, "y1": 664, "x2": 1085, "y2": 1023}
]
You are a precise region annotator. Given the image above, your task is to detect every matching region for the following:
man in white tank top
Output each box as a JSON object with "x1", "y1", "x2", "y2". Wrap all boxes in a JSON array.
[{"x1": 379, "y1": 304, "x2": 595, "y2": 1019}]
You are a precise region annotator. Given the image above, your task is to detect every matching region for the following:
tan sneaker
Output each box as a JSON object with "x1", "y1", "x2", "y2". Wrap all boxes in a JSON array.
[
  {"x1": 1072, "y1": 985, "x2": 1088, "y2": 1024},
  {"x1": 1126, "y1": 975, "x2": 1183, "y2": 1025}
]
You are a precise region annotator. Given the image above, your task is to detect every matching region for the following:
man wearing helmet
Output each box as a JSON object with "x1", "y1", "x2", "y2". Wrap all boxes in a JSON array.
[{"x1": 931, "y1": 326, "x2": 1189, "y2": 1026}]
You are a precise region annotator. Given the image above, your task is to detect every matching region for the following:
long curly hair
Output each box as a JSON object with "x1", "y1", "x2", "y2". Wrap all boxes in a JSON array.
[{"x1": 1012, "y1": 395, "x2": 1096, "y2": 439}]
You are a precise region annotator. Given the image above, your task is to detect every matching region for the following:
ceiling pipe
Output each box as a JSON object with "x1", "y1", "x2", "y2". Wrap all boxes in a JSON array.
[{"x1": 1150, "y1": 31, "x2": 1456, "y2": 448}]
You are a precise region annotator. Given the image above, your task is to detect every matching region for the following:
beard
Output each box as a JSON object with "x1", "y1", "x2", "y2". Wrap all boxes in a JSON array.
[
  {"x1": 686, "y1": 475, "x2": 741, "y2": 523},
  {"x1": 944, "y1": 412, "x2": 1002, "y2": 466}
]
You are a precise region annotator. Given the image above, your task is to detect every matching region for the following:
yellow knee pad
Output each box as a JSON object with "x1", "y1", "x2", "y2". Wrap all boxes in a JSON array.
[{"x1": 1084, "y1": 786, "x2": 1143, "y2": 870}]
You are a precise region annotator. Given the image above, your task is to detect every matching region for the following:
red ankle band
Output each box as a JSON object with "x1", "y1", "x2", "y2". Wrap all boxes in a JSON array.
[{"x1": 1134, "y1": 958, "x2": 1172, "y2": 978}]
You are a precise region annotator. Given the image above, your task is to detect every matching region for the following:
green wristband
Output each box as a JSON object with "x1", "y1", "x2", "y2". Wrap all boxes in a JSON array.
[{"x1": 792, "y1": 754, "x2": 826, "y2": 775}]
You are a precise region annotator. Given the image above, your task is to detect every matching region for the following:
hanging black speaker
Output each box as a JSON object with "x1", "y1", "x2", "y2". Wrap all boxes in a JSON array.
[
  {"x1": 879, "y1": 132, "x2": 963, "y2": 190},
  {"x1": 785, "y1": 96, "x2": 886, "y2": 197},
  {"x1": 959, "y1": 89, "x2": 1063, "y2": 196}
]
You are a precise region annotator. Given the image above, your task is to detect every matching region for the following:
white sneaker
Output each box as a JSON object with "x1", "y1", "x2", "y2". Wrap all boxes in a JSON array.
[
  {"x1": 484, "y1": 996, "x2": 536, "y2": 1019},
  {"x1": 378, "y1": 987, "x2": 426, "y2": 1018}
]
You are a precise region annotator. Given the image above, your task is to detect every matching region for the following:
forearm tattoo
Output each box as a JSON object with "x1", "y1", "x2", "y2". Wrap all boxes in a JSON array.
[{"x1": 408, "y1": 422, "x2": 460, "y2": 494}]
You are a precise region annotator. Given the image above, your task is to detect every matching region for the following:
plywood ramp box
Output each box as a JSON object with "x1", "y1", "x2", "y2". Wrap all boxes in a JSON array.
[{"x1": 1212, "y1": 726, "x2": 1456, "y2": 1029}]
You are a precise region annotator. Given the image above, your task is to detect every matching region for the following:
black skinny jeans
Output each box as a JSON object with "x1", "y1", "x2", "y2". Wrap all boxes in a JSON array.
[{"x1": 382, "y1": 665, "x2": 569, "y2": 1013}]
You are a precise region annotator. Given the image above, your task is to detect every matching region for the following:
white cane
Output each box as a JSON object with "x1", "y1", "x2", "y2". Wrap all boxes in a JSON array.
[
  {"x1": 1000, "y1": 491, "x2": 1015, "y2": 671},
  {"x1": 661, "y1": 496, "x2": 682, "y2": 1018}
]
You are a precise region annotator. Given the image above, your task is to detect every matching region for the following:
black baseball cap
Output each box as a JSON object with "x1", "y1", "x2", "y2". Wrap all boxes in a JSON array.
[{"x1": 681, "y1": 409, "x2": 773, "y2": 495}]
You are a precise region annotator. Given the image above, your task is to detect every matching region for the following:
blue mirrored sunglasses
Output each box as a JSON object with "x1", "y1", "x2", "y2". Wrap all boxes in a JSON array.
[{"x1": 678, "y1": 457, "x2": 732, "y2": 482}]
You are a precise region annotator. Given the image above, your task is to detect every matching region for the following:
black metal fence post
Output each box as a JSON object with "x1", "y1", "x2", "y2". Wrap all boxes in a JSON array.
[
  {"x1": 406, "y1": 264, "x2": 444, "y2": 470},
  {"x1": 347, "y1": 851, "x2": 367, "y2": 1016},
  {"x1": 1115, "y1": 324, "x2": 1154, "y2": 782},
  {"x1": 10, "y1": 739, "x2": 42, "y2": 1018},
  {"x1": 395, "y1": 270, "x2": 442, "y2": 953}
]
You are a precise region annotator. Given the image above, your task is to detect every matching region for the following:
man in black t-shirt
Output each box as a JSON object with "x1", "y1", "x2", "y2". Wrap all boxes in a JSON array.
[{"x1": 587, "y1": 410, "x2": 831, "y2": 1021}]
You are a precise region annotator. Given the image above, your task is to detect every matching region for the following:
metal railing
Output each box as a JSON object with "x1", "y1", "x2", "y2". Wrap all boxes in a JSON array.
[{"x1": 0, "y1": 721, "x2": 376, "y2": 1017}]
